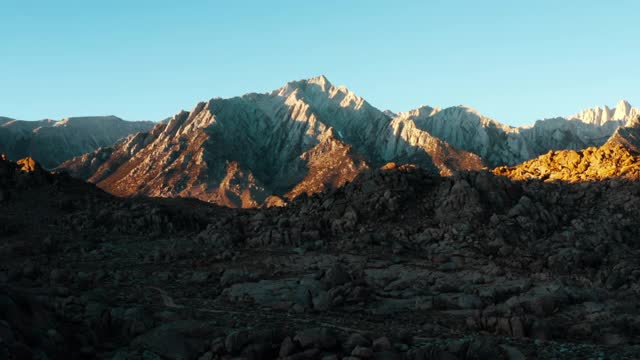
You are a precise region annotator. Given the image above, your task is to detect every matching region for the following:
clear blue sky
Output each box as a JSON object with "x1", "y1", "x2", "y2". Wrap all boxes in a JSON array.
[{"x1": 1, "y1": 0, "x2": 639, "y2": 126}]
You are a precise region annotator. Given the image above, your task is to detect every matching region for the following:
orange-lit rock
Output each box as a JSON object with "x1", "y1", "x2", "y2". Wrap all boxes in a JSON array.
[
  {"x1": 17, "y1": 157, "x2": 39, "y2": 173},
  {"x1": 494, "y1": 116, "x2": 640, "y2": 182}
]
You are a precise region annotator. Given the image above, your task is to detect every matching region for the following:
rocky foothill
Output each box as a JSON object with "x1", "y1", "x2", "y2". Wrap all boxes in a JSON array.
[
  {"x1": 3, "y1": 155, "x2": 640, "y2": 359},
  {"x1": 494, "y1": 116, "x2": 640, "y2": 182}
]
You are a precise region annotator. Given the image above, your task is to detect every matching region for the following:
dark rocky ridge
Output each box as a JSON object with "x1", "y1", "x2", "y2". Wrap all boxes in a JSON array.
[{"x1": 3, "y1": 156, "x2": 640, "y2": 359}]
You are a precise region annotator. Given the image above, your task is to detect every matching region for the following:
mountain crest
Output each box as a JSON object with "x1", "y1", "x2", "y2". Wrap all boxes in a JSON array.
[
  {"x1": 571, "y1": 100, "x2": 638, "y2": 125},
  {"x1": 614, "y1": 99, "x2": 633, "y2": 120},
  {"x1": 397, "y1": 105, "x2": 441, "y2": 120},
  {"x1": 0, "y1": 116, "x2": 153, "y2": 168},
  {"x1": 281, "y1": 75, "x2": 334, "y2": 94},
  {"x1": 307, "y1": 74, "x2": 331, "y2": 88}
]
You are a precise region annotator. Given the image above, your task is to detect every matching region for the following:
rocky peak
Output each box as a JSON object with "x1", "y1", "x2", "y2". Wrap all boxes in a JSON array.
[
  {"x1": 396, "y1": 105, "x2": 441, "y2": 121},
  {"x1": 306, "y1": 74, "x2": 331, "y2": 89},
  {"x1": 279, "y1": 75, "x2": 332, "y2": 94},
  {"x1": 613, "y1": 99, "x2": 633, "y2": 120},
  {"x1": 276, "y1": 76, "x2": 368, "y2": 113},
  {"x1": 571, "y1": 100, "x2": 638, "y2": 126}
]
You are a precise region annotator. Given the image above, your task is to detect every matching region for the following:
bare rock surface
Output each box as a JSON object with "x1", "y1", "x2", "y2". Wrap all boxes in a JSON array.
[{"x1": 495, "y1": 115, "x2": 640, "y2": 181}]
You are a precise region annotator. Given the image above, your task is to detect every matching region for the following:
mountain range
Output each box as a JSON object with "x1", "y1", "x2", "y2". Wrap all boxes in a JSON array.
[
  {"x1": 0, "y1": 116, "x2": 153, "y2": 168},
  {"x1": 3, "y1": 76, "x2": 638, "y2": 207},
  {"x1": 6, "y1": 123, "x2": 640, "y2": 358},
  {"x1": 57, "y1": 76, "x2": 486, "y2": 207},
  {"x1": 5, "y1": 79, "x2": 640, "y2": 357},
  {"x1": 392, "y1": 99, "x2": 636, "y2": 167},
  {"x1": 494, "y1": 115, "x2": 640, "y2": 182},
  {"x1": 53, "y1": 76, "x2": 640, "y2": 207}
]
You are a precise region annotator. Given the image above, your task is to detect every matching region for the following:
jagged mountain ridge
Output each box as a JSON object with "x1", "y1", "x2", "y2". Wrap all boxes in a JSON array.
[
  {"x1": 57, "y1": 76, "x2": 638, "y2": 207},
  {"x1": 570, "y1": 100, "x2": 639, "y2": 126},
  {"x1": 493, "y1": 115, "x2": 640, "y2": 182},
  {"x1": 58, "y1": 76, "x2": 484, "y2": 207},
  {"x1": 396, "y1": 99, "x2": 639, "y2": 167},
  {"x1": 0, "y1": 115, "x2": 154, "y2": 168}
]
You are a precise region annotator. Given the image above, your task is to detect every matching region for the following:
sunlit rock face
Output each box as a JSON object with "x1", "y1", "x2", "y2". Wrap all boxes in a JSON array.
[
  {"x1": 58, "y1": 76, "x2": 484, "y2": 207},
  {"x1": 571, "y1": 100, "x2": 640, "y2": 126},
  {"x1": 494, "y1": 116, "x2": 640, "y2": 182},
  {"x1": 0, "y1": 116, "x2": 154, "y2": 168}
]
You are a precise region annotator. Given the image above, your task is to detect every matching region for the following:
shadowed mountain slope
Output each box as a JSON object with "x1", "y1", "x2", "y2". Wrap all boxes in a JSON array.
[{"x1": 0, "y1": 115, "x2": 154, "y2": 168}]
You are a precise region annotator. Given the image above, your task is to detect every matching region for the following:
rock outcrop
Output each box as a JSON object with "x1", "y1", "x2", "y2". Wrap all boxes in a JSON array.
[{"x1": 494, "y1": 116, "x2": 640, "y2": 182}]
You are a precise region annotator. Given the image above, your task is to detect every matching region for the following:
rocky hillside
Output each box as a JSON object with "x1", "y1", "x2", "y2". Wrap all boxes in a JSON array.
[
  {"x1": 0, "y1": 115, "x2": 154, "y2": 168},
  {"x1": 58, "y1": 76, "x2": 484, "y2": 207},
  {"x1": 4, "y1": 157, "x2": 640, "y2": 359},
  {"x1": 494, "y1": 116, "x2": 640, "y2": 182}
]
